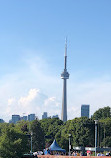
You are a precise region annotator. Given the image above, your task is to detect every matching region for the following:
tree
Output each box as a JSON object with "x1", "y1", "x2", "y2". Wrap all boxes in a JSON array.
[
  {"x1": 101, "y1": 136, "x2": 111, "y2": 147},
  {"x1": 0, "y1": 123, "x2": 8, "y2": 137},
  {"x1": 15, "y1": 120, "x2": 29, "y2": 133},
  {"x1": 56, "y1": 117, "x2": 95, "y2": 151},
  {"x1": 55, "y1": 123, "x2": 69, "y2": 151},
  {"x1": 99, "y1": 118, "x2": 111, "y2": 147},
  {"x1": 0, "y1": 124, "x2": 29, "y2": 158},
  {"x1": 31, "y1": 119, "x2": 45, "y2": 152},
  {"x1": 40, "y1": 118, "x2": 63, "y2": 146},
  {"x1": 92, "y1": 106, "x2": 111, "y2": 120}
]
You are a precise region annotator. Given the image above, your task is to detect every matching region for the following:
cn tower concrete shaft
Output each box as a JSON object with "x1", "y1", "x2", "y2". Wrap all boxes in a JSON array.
[
  {"x1": 61, "y1": 79, "x2": 67, "y2": 122},
  {"x1": 61, "y1": 40, "x2": 69, "y2": 122}
]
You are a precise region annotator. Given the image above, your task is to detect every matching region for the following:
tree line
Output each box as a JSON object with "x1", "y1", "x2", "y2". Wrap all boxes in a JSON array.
[{"x1": 0, "y1": 106, "x2": 111, "y2": 158}]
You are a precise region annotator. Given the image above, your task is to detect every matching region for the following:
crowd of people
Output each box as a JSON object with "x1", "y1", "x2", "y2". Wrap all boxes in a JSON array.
[
  {"x1": 33, "y1": 149, "x2": 111, "y2": 157},
  {"x1": 97, "y1": 152, "x2": 111, "y2": 156}
]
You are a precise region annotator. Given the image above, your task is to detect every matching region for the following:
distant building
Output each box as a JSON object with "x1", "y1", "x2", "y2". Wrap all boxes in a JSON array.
[
  {"x1": 9, "y1": 119, "x2": 12, "y2": 123},
  {"x1": 52, "y1": 115, "x2": 59, "y2": 119},
  {"x1": 81, "y1": 105, "x2": 90, "y2": 118},
  {"x1": 12, "y1": 115, "x2": 20, "y2": 124},
  {"x1": 42, "y1": 112, "x2": 48, "y2": 119},
  {"x1": 28, "y1": 114, "x2": 35, "y2": 121},
  {"x1": 21, "y1": 116, "x2": 27, "y2": 121},
  {"x1": 0, "y1": 119, "x2": 4, "y2": 123}
]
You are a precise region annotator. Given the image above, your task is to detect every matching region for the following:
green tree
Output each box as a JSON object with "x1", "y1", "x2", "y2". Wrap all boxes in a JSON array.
[
  {"x1": 0, "y1": 124, "x2": 29, "y2": 158},
  {"x1": 92, "y1": 107, "x2": 111, "y2": 147},
  {"x1": 55, "y1": 123, "x2": 69, "y2": 151},
  {"x1": 40, "y1": 118, "x2": 63, "y2": 146},
  {"x1": 15, "y1": 120, "x2": 29, "y2": 133},
  {"x1": 56, "y1": 117, "x2": 95, "y2": 151},
  {"x1": 99, "y1": 118, "x2": 111, "y2": 147},
  {"x1": 92, "y1": 106, "x2": 110, "y2": 120},
  {"x1": 31, "y1": 119, "x2": 45, "y2": 152},
  {"x1": 0, "y1": 123, "x2": 8, "y2": 137},
  {"x1": 101, "y1": 136, "x2": 111, "y2": 147}
]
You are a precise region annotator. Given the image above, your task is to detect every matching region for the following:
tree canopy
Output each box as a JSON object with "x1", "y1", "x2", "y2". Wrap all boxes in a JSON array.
[
  {"x1": 31, "y1": 119, "x2": 45, "y2": 152},
  {"x1": 92, "y1": 106, "x2": 111, "y2": 120},
  {"x1": 40, "y1": 118, "x2": 63, "y2": 146},
  {"x1": 0, "y1": 124, "x2": 29, "y2": 158},
  {"x1": 56, "y1": 117, "x2": 95, "y2": 150},
  {"x1": 0, "y1": 106, "x2": 111, "y2": 157}
]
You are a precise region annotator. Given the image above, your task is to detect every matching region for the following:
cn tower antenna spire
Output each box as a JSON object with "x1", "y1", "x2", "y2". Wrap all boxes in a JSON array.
[
  {"x1": 64, "y1": 37, "x2": 67, "y2": 70},
  {"x1": 65, "y1": 37, "x2": 67, "y2": 57}
]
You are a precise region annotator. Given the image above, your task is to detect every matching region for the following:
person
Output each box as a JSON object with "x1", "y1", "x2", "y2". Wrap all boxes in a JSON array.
[
  {"x1": 87, "y1": 150, "x2": 91, "y2": 156},
  {"x1": 80, "y1": 152, "x2": 83, "y2": 156},
  {"x1": 47, "y1": 148, "x2": 50, "y2": 155},
  {"x1": 106, "y1": 152, "x2": 109, "y2": 156},
  {"x1": 97, "y1": 153, "x2": 101, "y2": 156},
  {"x1": 101, "y1": 153, "x2": 105, "y2": 156},
  {"x1": 72, "y1": 151, "x2": 77, "y2": 156},
  {"x1": 76, "y1": 151, "x2": 80, "y2": 156},
  {"x1": 44, "y1": 148, "x2": 48, "y2": 155},
  {"x1": 61, "y1": 152, "x2": 64, "y2": 155}
]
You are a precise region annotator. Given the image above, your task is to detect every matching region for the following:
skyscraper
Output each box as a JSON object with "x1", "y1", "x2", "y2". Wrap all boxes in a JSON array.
[
  {"x1": 81, "y1": 104, "x2": 90, "y2": 118},
  {"x1": 0, "y1": 119, "x2": 4, "y2": 123},
  {"x1": 12, "y1": 115, "x2": 20, "y2": 124},
  {"x1": 52, "y1": 115, "x2": 59, "y2": 118},
  {"x1": 61, "y1": 39, "x2": 69, "y2": 122},
  {"x1": 21, "y1": 116, "x2": 27, "y2": 121},
  {"x1": 28, "y1": 114, "x2": 35, "y2": 121},
  {"x1": 42, "y1": 112, "x2": 48, "y2": 119}
]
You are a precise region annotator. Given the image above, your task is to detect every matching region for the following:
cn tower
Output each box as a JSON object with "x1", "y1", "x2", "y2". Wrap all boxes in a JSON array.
[{"x1": 61, "y1": 39, "x2": 69, "y2": 122}]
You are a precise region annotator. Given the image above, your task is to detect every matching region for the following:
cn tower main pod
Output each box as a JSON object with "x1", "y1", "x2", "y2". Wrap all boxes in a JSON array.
[{"x1": 61, "y1": 39, "x2": 69, "y2": 122}]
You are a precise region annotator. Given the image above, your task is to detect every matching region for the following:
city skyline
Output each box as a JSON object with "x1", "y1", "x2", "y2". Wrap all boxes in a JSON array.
[
  {"x1": 0, "y1": 1, "x2": 111, "y2": 122},
  {"x1": 7, "y1": 112, "x2": 59, "y2": 123}
]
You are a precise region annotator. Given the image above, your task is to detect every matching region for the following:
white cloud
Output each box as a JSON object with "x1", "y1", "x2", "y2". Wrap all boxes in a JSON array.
[
  {"x1": 44, "y1": 97, "x2": 60, "y2": 107},
  {"x1": 8, "y1": 97, "x2": 16, "y2": 105},
  {"x1": 2, "y1": 87, "x2": 60, "y2": 122},
  {"x1": 18, "y1": 89, "x2": 40, "y2": 106}
]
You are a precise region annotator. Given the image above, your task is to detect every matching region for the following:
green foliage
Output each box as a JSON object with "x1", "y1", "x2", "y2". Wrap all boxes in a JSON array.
[
  {"x1": 92, "y1": 106, "x2": 110, "y2": 120},
  {"x1": 55, "y1": 124, "x2": 69, "y2": 151},
  {"x1": 0, "y1": 106, "x2": 111, "y2": 156},
  {"x1": 56, "y1": 117, "x2": 95, "y2": 151},
  {"x1": 40, "y1": 118, "x2": 63, "y2": 146},
  {"x1": 15, "y1": 120, "x2": 29, "y2": 133},
  {"x1": 31, "y1": 119, "x2": 45, "y2": 152},
  {"x1": 0, "y1": 123, "x2": 10, "y2": 137},
  {"x1": 0, "y1": 124, "x2": 29, "y2": 158},
  {"x1": 98, "y1": 117, "x2": 111, "y2": 147},
  {"x1": 101, "y1": 136, "x2": 111, "y2": 147},
  {"x1": 92, "y1": 107, "x2": 111, "y2": 147}
]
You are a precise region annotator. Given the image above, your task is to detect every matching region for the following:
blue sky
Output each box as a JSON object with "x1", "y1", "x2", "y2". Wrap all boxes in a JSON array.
[{"x1": 0, "y1": 0, "x2": 111, "y2": 122}]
